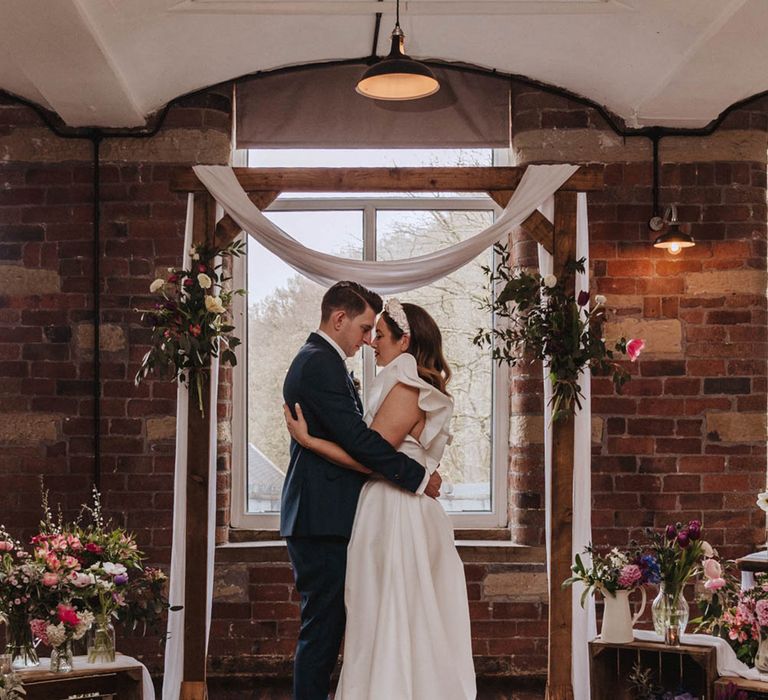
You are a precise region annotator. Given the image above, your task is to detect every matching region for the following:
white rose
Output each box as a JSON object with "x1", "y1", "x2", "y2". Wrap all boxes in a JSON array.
[
  {"x1": 700, "y1": 540, "x2": 714, "y2": 558},
  {"x1": 149, "y1": 278, "x2": 165, "y2": 293},
  {"x1": 205, "y1": 296, "x2": 226, "y2": 315},
  {"x1": 595, "y1": 294, "x2": 607, "y2": 306},
  {"x1": 543, "y1": 274, "x2": 557, "y2": 288},
  {"x1": 197, "y1": 273, "x2": 212, "y2": 289}
]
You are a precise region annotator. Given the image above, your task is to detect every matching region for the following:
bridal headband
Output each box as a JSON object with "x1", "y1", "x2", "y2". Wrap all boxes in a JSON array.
[{"x1": 384, "y1": 298, "x2": 411, "y2": 336}]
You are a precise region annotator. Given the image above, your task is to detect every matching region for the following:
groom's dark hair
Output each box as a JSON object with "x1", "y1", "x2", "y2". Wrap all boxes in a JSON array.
[{"x1": 321, "y1": 281, "x2": 383, "y2": 322}]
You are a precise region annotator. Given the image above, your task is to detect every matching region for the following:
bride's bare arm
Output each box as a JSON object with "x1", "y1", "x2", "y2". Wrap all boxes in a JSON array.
[
  {"x1": 283, "y1": 384, "x2": 423, "y2": 476},
  {"x1": 284, "y1": 403, "x2": 372, "y2": 474}
]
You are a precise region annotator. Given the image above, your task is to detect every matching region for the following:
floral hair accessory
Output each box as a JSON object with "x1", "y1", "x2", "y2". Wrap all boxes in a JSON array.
[{"x1": 384, "y1": 298, "x2": 411, "y2": 336}]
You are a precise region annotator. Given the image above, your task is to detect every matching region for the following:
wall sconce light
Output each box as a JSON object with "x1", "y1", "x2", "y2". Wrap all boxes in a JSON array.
[
  {"x1": 648, "y1": 131, "x2": 695, "y2": 255},
  {"x1": 650, "y1": 204, "x2": 695, "y2": 255},
  {"x1": 356, "y1": 0, "x2": 440, "y2": 101}
]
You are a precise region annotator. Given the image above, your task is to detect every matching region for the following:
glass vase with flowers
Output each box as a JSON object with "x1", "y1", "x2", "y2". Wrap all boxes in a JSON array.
[
  {"x1": 0, "y1": 526, "x2": 42, "y2": 670},
  {"x1": 646, "y1": 520, "x2": 707, "y2": 645}
]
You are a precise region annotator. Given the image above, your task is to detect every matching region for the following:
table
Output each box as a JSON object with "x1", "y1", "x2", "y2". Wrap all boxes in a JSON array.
[
  {"x1": 736, "y1": 550, "x2": 768, "y2": 590},
  {"x1": 16, "y1": 654, "x2": 154, "y2": 700}
]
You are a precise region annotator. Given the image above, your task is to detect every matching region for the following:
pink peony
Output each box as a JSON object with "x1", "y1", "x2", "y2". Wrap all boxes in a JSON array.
[
  {"x1": 42, "y1": 572, "x2": 59, "y2": 587},
  {"x1": 705, "y1": 577, "x2": 726, "y2": 591},
  {"x1": 618, "y1": 564, "x2": 642, "y2": 588},
  {"x1": 702, "y1": 558, "x2": 722, "y2": 580},
  {"x1": 626, "y1": 338, "x2": 645, "y2": 362},
  {"x1": 56, "y1": 603, "x2": 79, "y2": 627},
  {"x1": 0, "y1": 540, "x2": 13, "y2": 551},
  {"x1": 756, "y1": 599, "x2": 768, "y2": 627},
  {"x1": 30, "y1": 618, "x2": 49, "y2": 645}
]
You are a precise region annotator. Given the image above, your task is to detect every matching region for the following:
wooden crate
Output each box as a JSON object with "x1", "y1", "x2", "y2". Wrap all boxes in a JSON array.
[
  {"x1": 590, "y1": 639, "x2": 717, "y2": 700},
  {"x1": 18, "y1": 658, "x2": 143, "y2": 700},
  {"x1": 714, "y1": 677, "x2": 768, "y2": 699}
]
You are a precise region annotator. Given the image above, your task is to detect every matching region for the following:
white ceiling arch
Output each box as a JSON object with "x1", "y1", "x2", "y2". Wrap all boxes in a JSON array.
[{"x1": 0, "y1": 0, "x2": 766, "y2": 129}]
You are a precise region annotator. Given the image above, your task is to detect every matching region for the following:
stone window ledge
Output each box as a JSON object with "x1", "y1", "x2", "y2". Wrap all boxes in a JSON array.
[{"x1": 216, "y1": 537, "x2": 546, "y2": 565}]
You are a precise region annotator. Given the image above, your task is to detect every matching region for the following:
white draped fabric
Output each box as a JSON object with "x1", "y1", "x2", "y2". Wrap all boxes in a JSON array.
[
  {"x1": 162, "y1": 162, "x2": 594, "y2": 696},
  {"x1": 539, "y1": 193, "x2": 596, "y2": 700},
  {"x1": 192, "y1": 164, "x2": 578, "y2": 293}
]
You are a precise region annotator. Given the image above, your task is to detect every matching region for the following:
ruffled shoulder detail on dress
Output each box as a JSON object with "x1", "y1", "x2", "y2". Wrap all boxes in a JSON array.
[{"x1": 365, "y1": 353, "x2": 454, "y2": 473}]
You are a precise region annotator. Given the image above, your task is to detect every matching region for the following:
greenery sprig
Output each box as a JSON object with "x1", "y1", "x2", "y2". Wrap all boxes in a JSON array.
[{"x1": 473, "y1": 244, "x2": 643, "y2": 421}]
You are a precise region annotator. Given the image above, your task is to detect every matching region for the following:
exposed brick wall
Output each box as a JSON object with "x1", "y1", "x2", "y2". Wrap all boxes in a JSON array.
[
  {"x1": 510, "y1": 83, "x2": 768, "y2": 565},
  {"x1": 1, "y1": 77, "x2": 767, "y2": 693}
]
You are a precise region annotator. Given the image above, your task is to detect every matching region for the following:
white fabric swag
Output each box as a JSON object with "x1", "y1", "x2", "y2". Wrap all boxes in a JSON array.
[
  {"x1": 163, "y1": 162, "x2": 592, "y2": 696},
  {"x1": 192, "y1": 164, "x2": 578, "y2": 293}
]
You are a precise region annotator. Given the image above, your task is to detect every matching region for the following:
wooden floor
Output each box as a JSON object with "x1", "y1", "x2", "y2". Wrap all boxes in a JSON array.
[{"x1": 206, "y1": 678, "x2": 546, "y2": 699}]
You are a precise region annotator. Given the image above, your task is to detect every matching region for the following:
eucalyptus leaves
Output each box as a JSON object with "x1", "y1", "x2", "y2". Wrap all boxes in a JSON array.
[
  {"x1": 474, "y1": 244, "x2": 643, "y2": 421},
  {"x1": 135, "y1": 239, "x2": 246, "y2": 414}
]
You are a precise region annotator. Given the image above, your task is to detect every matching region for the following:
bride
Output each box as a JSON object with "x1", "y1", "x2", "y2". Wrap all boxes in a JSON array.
[{"x1": 284, "y1": 299, "x2": 476, "y2": 700}]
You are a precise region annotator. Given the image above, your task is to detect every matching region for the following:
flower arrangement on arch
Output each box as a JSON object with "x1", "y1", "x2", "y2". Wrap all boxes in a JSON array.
[
  {"x1": 563, "y1": 543, "x2": 660, "y2": 606},
  {"x1": 134, "y1": 238, "x2": 246, "y2": 414},
  {"x1": 474, "y1": 249, "x2": 644, "y2": 421}
]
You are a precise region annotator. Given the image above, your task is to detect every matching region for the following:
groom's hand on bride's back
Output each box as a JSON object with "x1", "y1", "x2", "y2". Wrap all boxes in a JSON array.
[{"x1": 424, "y1": 470, "x2": 442, "y2": 499}]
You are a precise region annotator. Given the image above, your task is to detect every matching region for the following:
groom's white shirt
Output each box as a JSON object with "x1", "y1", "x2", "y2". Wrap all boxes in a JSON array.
[{"x1": 314, "y1": 328, "x2": 429, "y2": 496}]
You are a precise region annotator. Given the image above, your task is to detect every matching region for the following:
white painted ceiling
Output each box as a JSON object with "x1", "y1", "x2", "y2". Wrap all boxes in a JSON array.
[{"x1": 0, "y1": 0, "x2": 766, "y2": 129}]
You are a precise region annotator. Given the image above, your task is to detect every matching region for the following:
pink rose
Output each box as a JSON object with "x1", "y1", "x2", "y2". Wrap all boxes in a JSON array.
[
  {"x1": 626, "y1": 338, "x2": 645, "y2": 362},
  {"x1": 702, "y1": 558, "x2": 722, "y2": 580},
  {"x1": 704, "y1": 577, "x2": 726, "y2": 591},
  {"x1": 42, "y1": 572, "x2": 59, "y2": 587},
  {"x1": 0, "y1": 540, "x2": 13, "y2": 551}
]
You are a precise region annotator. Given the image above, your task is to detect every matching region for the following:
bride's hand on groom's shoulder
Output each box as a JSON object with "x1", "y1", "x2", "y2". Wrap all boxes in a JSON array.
[{"x1": 283, "y1": 403, "x2": 311, "y2": 447}]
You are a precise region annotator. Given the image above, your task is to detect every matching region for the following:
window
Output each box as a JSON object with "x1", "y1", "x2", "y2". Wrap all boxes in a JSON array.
[{"x1": 231, "y1": 149, "x2": 510, "y2": 530}]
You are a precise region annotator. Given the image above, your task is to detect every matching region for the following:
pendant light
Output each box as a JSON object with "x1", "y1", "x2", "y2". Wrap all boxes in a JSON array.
[{"x1": 356, "y1": 0, "x2": 439, "y2": 101}]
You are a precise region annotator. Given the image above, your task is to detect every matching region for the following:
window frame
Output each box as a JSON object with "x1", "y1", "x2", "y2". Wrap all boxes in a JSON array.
[{"x1": 231, "y1": 156, "x2": 512, "y2": 532}]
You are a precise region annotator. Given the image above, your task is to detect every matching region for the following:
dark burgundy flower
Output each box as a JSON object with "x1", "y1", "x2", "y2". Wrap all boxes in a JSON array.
[
  {"x1": 577, "y1": 290, "x2": 590, "y2": 307},
  {"x1": 665, "y1": 524, "x2": 677, "y2": 540},
  {"x1": 197, "y1": 264, "x2": 206, "y2": 273},
  {"x1": 677, "y1": 531, "x2": 690, "y2": 548},
  {"x1": 167, "y1": 274, "x2": 178, "y2": 284},
  {"x1": 85, "y1": 542, "x2": 103, "y2": 554},
  {"x1": 687, "y1": 520, "x2": 701, "y2": 540},
  {"x1": 183, "y1": 278, "x2": 193, "y2": 287}
]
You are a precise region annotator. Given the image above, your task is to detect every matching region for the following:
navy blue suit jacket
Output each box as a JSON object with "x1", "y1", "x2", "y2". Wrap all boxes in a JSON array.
[{"x1": 280, "y1": 333, "x2": 427, "y2": 538}]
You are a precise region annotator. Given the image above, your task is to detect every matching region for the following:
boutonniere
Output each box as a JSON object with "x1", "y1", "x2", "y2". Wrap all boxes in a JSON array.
[{"x1": 350, "y1": 371, "x2": 361, "y2": 393}]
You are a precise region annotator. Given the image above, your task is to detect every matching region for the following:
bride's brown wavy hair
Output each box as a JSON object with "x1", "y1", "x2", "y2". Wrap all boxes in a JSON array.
[{"x1": 382, "y1": 302, "x2": 451, "y2": 395}]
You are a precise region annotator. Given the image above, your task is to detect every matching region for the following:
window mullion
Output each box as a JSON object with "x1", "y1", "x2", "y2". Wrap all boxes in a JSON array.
[{"x1": 362, "y1": 205, "x2": 377, "y2": 405}]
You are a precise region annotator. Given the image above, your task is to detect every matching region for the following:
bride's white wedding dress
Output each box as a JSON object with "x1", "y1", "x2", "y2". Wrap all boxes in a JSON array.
[{"x1": 336, "y1": 353, "x2": 476, "y2": 700}]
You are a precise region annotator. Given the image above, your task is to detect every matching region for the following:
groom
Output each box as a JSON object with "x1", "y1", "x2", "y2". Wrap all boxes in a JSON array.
[{"x1": 281, "y1": 280, "x2": 441, "y2": 700}]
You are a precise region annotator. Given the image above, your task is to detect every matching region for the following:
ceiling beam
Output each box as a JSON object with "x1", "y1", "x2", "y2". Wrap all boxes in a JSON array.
[
  {"x1": 169, "y1": 0, "x2": 635, "y2": 16},
  {"x1": 0, "y1": 0, "x2": 145, "y2": 127}
]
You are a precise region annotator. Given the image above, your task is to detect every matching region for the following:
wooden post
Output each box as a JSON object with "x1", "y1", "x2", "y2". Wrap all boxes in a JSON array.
[
  {"x1": 179, "y1": 192, "x2": 217, "y2": 700},
  {"x1": 546, "y1": 190, "x2": 578, "y2": 700}
]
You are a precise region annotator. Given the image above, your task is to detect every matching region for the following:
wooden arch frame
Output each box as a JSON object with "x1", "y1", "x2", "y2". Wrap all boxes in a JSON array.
[{"x1": 169, "y1": 165, "x2": 603, "y2": 700}]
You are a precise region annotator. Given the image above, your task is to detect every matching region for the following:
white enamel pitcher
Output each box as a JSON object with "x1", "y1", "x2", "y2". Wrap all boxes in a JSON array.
[{"x1": 600, "y1": 587, "x2": 646, "y2": 644}]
